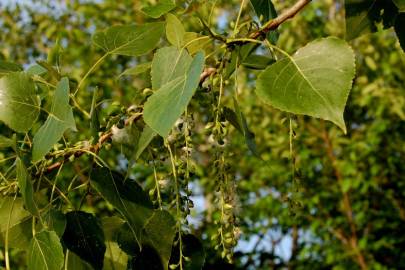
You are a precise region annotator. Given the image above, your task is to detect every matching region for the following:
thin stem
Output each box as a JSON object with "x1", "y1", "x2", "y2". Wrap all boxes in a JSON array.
[
  {"x1": 4, "y1": 193, "x2": 17, "y2": 270},
  {"x1": 215, "y1": 75, "x2": 224, "y2": 124},
  {"x1": 233, "y1": 0, "x2": 246, "y2": 37},
  {"x1": 73, "y1": 52, "x2": 109, "y2": 96},
  {"x1": 165, "y1": 140, "x2": 184, "y2": 270}
]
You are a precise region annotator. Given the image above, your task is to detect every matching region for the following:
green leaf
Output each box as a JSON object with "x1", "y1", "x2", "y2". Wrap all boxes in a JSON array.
[
  {"x1": 393, "y1": 0, "x2": 405, "y2": 11},
  {"x1": 90, "y1": 168, "x2": 154, "y2": 245},
  {"x1": 183, "y1": 32, "x2": 211, "y2": 55},
  {"x1": 166, "y1": 14, "x2": 185, "y2": 48},
  {"x1": 116, "y1": 210, "x2": 175, "y2": 270},
  {"x1": 241, "y1": 54, "x2": 275, "y2": 70},
  {"x1": 101, "y1": 216, "x2": 125, "y2": 241},
  {"x1": 28, "y1": 230, "x2": 64, "y2": 270},
  {"x1": 62, "y1": 211, "x2": 106, "y2": 270},
  {"x1": 135, "y1": 125, "x2": 156, "y2": 160},
  {"x1": 249, "y1": 0, "x2": 279, "y2": 43},
  {"x1": 143, "y1": 210, "x2": 176, "y2": 270},
  {"x1": 0, "y1": 216, "x2": 33, "y2": 250},
  {"x1": 119, "y1": 62, "x2": 152, "y2": 78},
  {"x1": 0, "y1": 60, "x2": 23, "y2": 76},
  {"x1": 395, "y1": 13, "x2": 405, "y2": 52},
  {"x1": 345, "y1": 0, "x2": 399, "y2": 40},
  {"x1": 103, "y1": 242, "x2": 128, "y2": 270},
  {"x1": 233, "y1": 98, "x2": 260, "y2": 158},
  {"x1": 16, "y1": 157, "x2": 39, "y2": 216},
  {"x1": 26, "y1": 64, "x2": 47, "y2": 76},
  {"x1": 117, "y1": 210, "x2": 176, "y2": 269},
  {"x1": 250, "y1": 0, "x2": 277, "y2": 24},
  {"x1": 256, "y1": 37, "x2": 355, "y2": 133},
  {"x1": 224, "y1": 43, "x2": 257, "y2": 78},
  {"x1": 144, "y1": 51, "x2": 205, "y2": 138},
  {"x1": 142, "y1": 0, "x2": 176, "y2": 18},
  {"x1": 0, "y1": 197, "x2": 32, "y2": 250},
  {"x1": 0, "y1": 134, "x2": 16, "y2": 149},
  {"x1": 0, "y1": 72, "x2": 40, "y2": 133},
  {"x1": 32, "y1": 77, "x2": 76, "y2": 161},
  {"x1": 41, "y1": 209, "x2": 66, "y2": 237},
  {"x1": 92, "y1": 23, "x2": 165, "y2": 56},
  {"x1": 65, "y1": 251, "x2": 93, "y2": 270},
  {"x1": 151, "y1": 46, "x2": 192, "y2": 90}
]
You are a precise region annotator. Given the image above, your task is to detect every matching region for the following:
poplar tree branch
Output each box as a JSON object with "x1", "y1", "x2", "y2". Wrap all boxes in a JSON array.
[
  {"x1": 43, "y1": 0, "x2": 313, "y2": 174},
  {"x1": 250, "y1": 0, "x2": 312, "y2": 40}
]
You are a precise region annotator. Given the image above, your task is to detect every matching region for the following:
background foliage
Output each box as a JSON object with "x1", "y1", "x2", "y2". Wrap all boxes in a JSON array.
[{"x1": 0, "y1": 0, "x2": 404, "y2": 269}]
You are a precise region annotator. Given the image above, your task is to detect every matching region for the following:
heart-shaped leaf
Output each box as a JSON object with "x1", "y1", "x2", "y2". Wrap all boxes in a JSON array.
[
  {"x1": 92, "y1": 23, "x2": 165, "y2": 56},
  {"x1": 0, "y1": 72, "x2": 40, "y2": 133},
  {"x1": 256, "y1": 37, "x2": 355, "y2": 133},
  {"x1": 144, "y1": 51, "x2": 205, "y2": 138},
  {"x1": 32, "y1": 77, "x2": 76, "y2": 161}
]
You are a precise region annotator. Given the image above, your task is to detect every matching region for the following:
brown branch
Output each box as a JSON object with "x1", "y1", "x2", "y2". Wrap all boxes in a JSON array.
[
  {"x1": 250, "y1": 0, "x2": 312, "y2": 40},
  {"x1": 321, "y1": 122, "x2": 368, "y2": 270},
  {"x1": 43, "y1": 114, "x2": 141, "y2": 174}
]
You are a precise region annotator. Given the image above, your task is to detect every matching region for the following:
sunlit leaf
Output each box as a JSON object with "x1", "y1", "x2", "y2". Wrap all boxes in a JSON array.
[
  {"x1": 92, "y1": 23, "x2": 165, "y2": 56},
  {"x1": 0, "y1": 72, "x2": 40, "y2": 133},
  {"x1": 0, "y1": 197, "x2": 32, "y2": 250},
  {"x1": 103, "y1": 242, "x2": 128, "y2": 270},
  {"x1": 151, "y1": 46, "x2": 192, "y2": 90},
  {"x1": 183, "y1": 32, "x2": 211, "y2": 55},
  {"x1": 144, "y1": 51, "x2": 205, "y2": 138},
  {"x1": 32, "y1": 77, "x2": 76, "y2": 161},
  {"x1": 142, "y1": 0, "x2": 176, "y2": 18},
  {"x1": 256, "y1": 37, "x2": 355, "y2": 133},
  {"x1": 28, "y1": 230, "x2": 64, "y2": 270},
  {"x1": 166, "y1": 14, "x2": 185, "y2": 48}
]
